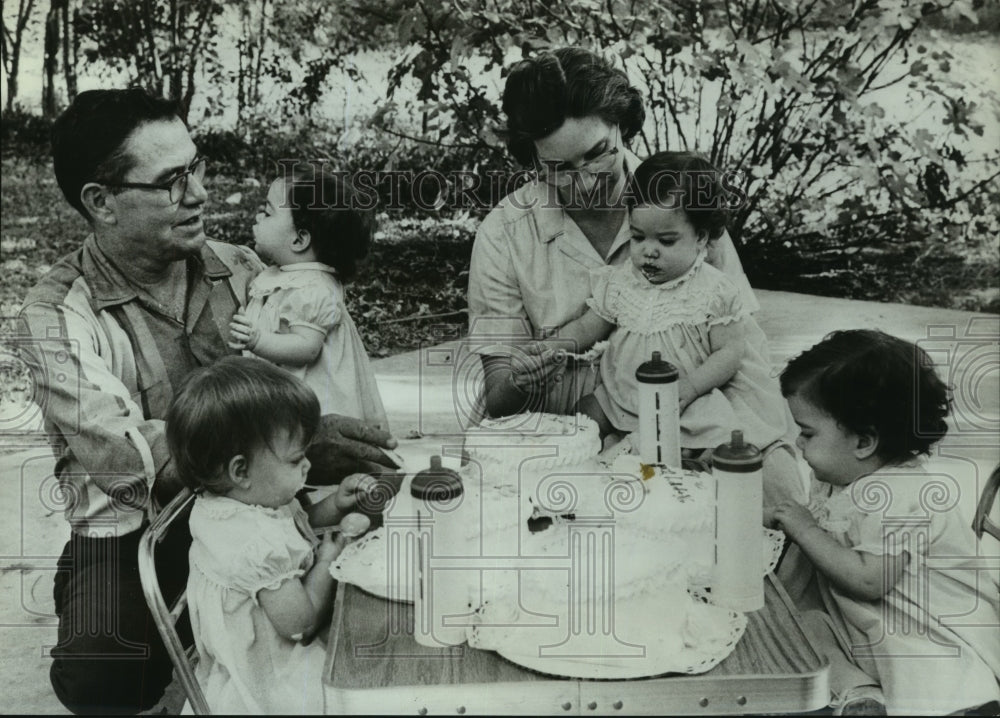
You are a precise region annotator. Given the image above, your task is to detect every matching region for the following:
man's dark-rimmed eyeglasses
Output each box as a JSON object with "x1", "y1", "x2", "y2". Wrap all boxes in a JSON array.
[{"x1": 108, "y1": 157, "x2": 207, "y2": 204}]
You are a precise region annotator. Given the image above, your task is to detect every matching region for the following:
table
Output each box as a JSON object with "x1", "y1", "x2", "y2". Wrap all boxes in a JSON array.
[{"x1": 322, "y1": 574, "x2": 829, "y2": 715}]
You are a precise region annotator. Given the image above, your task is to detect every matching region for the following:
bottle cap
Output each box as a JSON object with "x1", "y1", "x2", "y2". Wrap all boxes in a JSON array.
[
  {"x1": 410, "y1": 455, "x2": 464, "y2": 500},
  {"x1": 635, "y1": 351, "x2": 679, "y2": 384},
  {"x1": 712, "y1": 430, "x2": 763, "y2": 473}
]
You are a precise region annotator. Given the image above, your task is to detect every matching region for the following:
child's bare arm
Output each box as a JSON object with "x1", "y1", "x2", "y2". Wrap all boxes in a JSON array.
[
  {"x1": 767, "y1": 500, "x2": 909, "y2": 601},
  {"x1": 257, "y1": 532, "x2": 342, "y2": 641},
  {"x1": 305, "y1": 473, "x2": 376, "y2": 528},
  {"x1": 679, "y1": 318, "x2": 746, "y2": 408},
  {"x1": 544, "y1": 309, "x2": 614, "y2": 353},
  {"x1": 229, "y1": 312, "x2": 324, "y2": 366}
]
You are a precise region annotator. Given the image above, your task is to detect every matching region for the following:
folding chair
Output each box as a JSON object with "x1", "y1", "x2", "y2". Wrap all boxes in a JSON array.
[
  {"x1": 138, "y1": 487, "x2": 211, "y2": 715},
  {"x1": 972, "y1": 464, "x2": 1000, "y2": 543}
]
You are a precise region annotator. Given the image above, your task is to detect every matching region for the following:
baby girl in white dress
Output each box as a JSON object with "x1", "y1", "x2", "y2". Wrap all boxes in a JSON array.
[
  {"x1": 166, "y1": 356, "x2": 373, "y2": 714},
  {"x1": 229, "y1": 166, "x2": 387, "y2": 429},
  {"x1": 540, "y1": 152, "x2": 798, "y2": 504}
]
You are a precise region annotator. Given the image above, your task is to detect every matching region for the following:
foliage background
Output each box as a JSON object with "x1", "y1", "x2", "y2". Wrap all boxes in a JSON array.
[{"x1": 2, "y1": 0, "x2": 999, "y2": 369}]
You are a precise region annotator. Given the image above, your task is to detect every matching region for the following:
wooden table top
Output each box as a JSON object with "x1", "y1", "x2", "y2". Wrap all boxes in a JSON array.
[{"x1": 323, "y1": 574, "x2": 829, "y2": 715}]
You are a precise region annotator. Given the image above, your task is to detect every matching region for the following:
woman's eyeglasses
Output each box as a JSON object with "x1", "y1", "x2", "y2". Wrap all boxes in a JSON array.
[
  {"x1": 534, "y1": 129, "x2": 620, "y2": 187},
  {"x1": 109, "y1": 157, "x2": 208, "y2": 204}
]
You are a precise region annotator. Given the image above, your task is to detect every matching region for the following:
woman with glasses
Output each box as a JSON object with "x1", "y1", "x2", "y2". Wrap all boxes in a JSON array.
[{"x1": 467, "y1": 47, "x2": 759, "y2": 421}]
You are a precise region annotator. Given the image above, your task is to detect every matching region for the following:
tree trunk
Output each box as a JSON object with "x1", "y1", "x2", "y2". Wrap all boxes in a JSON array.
[
  {"x1": 60, "y1": 0, "x2": 76, "y2": 102},
  {"x1": 42, "y1": 0, "x2": 59, "y2": 117},
  {"x1": 251, "y1": 0, "x2": 268, "y2": 109},
  {"x1": 3, "y1": 0, "x2": 38, "y2": 113},
  {"x1": 6, "y1": 61, "x2": 19, "y2": 113}
]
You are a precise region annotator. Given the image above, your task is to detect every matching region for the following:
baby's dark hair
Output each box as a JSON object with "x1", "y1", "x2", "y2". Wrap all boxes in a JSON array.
[
  {"x1": 630, "y1": 152, "x2": 734, "y2": 241},
  {"x1": 780, "y1": 329, "x2": 951, "y2": 464},
  {"x1": 284, "y1": 166, "x2": 375, "y2": 281},
  {"x1": 166, "y1": 356, "x2": 320, "y2": 494}
]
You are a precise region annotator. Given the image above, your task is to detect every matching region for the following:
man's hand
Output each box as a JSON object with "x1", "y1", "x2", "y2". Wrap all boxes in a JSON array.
[
  {"x1": 306, "y1": 414, "x2": 399, "y2": 485},
  {"x1": 228, "y1": 312, "x2": 260, "y2": 351}
]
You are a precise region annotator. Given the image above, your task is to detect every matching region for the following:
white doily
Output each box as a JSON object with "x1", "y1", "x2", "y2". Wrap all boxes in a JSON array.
[
  {"x1": 329, "y1": 527, "x2": 414, "y2": 603},
  {"x1": 467, "y1": 593, "x2": 747, "y2": 679}
]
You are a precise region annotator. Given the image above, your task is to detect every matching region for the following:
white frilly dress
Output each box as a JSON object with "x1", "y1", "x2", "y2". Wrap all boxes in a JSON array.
[
  {"x1": 587, "y1": 253, "x2": 787, "y2": 449},
  {"x1": 243, "y1": 263, "x2": 388, "y2": 428},
  {"x1": 186, "y1": 495, "x2": 327, "y2": 714},
  {"x1": 782, "y1": 463, "x2": 1000, "y2": 714}
]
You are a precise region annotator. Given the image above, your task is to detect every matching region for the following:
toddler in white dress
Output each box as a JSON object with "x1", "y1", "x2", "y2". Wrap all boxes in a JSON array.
[
  {"x1": 228, "y1": 166, "x2": 388, "y2": 429},
  {"x1": 771, "y1": 329, "x2": 1000, "y2": 715},
  {"x1": 539, "y1": 152, "x2": 799, "y2": 505},
  {"x1": 166, "y1": 356, "x2": 374, "y2": 714}
]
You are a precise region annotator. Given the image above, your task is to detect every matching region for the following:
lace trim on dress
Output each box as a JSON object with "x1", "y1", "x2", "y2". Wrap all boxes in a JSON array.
[
  {"x1": 705, "y1": 312, "x2": 747, "y2": 328},
  {"x1": 195, "y1": 494, "x2": 296, "y2": 521},
  {"x1": 643, "y1": 251, "x2": 708, "y2": 292},
  {"x1": 605, "y1": 256, "x2": 744, "y2": 335},
  {"x1": 815, "y1": 486, "x2": 855, "y2": 534}
]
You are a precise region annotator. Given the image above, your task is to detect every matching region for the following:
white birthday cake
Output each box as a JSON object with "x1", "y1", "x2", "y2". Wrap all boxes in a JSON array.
[
  {"x1": 460, "y1": 414, "x2": 719, "y2": 588},
  {"x1": 456, "y1": 413, "x2": 749, "y2": 678},
  {"x1": 333, "y1": 413, "x2": 783, "y2": 678}
]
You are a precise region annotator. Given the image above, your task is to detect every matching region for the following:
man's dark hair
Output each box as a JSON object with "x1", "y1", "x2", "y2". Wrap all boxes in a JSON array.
[
  {"x1": 51, "y1": 88, "x2": 182, "y2": 220},
  {"x1": 500, "y1": 47, "x2": 645, "y2": 166},
  {"x1": 781, "y1": 329, "x2": 951, "y2": 464}
]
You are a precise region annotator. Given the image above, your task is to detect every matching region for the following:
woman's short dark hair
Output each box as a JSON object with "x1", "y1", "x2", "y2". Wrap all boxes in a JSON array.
[
  {"x1": 51, "y1": 88, "x2": 182, "y2": 220},
  {"x1": 285, "y1": 166, "x2": 375, "y2": 281},
  {"x1": 780, "y1": 329, "x2": 951, "y2": 464},
  {"x1": 630, "y1": 151, "x2": 731, "y2": 241},
  {"x1": 166, "y1": 356, "x2": 320, "y2": 495},
  {"x1": 500, "y1": 47, "x2": 645, "y2": 166}
]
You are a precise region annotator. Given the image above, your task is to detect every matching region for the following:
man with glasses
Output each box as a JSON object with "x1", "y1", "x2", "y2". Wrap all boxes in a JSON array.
[{"x1": 18, "y1": 88, "x2": 396, "y2": 714}]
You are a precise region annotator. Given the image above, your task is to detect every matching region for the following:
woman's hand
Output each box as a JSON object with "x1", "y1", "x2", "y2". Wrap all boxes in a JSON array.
[
  {"x1": 306, "y1": 414, "x2": 399, "y2": 485},
  {"x1": 481, "y1": 345, "x2": 568, "y2": 418},
  {"x1": 228, "y1": 312, "x2": 260, "y2": 351},
  {"x1": 510, "y1": 342, "x2": 569, "y2": 390}
]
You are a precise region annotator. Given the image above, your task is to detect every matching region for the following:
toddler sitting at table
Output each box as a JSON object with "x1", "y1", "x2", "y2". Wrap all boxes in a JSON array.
[
  {"x1": 770, "y1": 330, "x2": 1000, "y2": 715},
  {"x1": 166, "y1": 356, "x2": 373, "y2": 714}
]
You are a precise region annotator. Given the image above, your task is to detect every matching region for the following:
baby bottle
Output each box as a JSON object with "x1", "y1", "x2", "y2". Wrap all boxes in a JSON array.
[
  {"x1": 711, "y1": 430, "x2": 764, "y2": 611},
  {"x1": 635, "y1": 351, "x2": 682, "y2": 468},
  {"x1": 410, "y1": 456, "x2": 468, "y2": 647}
]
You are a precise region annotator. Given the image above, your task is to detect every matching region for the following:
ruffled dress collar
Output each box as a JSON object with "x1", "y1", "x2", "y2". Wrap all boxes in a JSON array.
[
  {"x1": 814, "y1": 459, "x2": 925, "y2": 533},
  {"x1": 249, "y1": 262, "x2": 337, "y2": 298},
  {"x1": 194, "y1": 493, "x2": 298, "y2": 521},
  {"x1": 630, "y1": 250, "x2": 707, "y2": 291}
]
